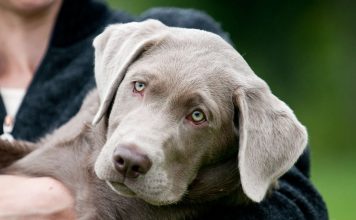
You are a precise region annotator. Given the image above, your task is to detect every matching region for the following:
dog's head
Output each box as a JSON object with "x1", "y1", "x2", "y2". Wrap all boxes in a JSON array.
[{"x1": 93, "y1": 20, "x2": 307, "y2": 205}]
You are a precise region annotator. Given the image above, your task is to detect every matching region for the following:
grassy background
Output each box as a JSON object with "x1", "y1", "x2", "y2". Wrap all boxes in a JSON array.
[{"x1": 107, "y1": 1, "x2": 356, "y2": 219}]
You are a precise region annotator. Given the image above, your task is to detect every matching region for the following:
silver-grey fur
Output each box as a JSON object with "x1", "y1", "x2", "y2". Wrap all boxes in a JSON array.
[
  {"x1": 0, "y1": 19, "x2": 307, "y2": 219},
  {"x1": 93, "y1": 19, "x2": 307, "y2": 203}
]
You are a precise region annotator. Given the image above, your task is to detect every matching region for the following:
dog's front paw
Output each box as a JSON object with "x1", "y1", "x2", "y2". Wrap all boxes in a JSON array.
[{"x1": 0, "y1": 140, "x2": 35, "y2": 170}]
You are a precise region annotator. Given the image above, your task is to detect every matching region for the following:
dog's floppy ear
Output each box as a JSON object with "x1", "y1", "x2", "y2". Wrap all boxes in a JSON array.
[
  {"x1": 233, "y1": 77, "x2": 307, "y2": 202},
  {"x1": 92, "y1": 19, "x2": 167, "y2": 124}
]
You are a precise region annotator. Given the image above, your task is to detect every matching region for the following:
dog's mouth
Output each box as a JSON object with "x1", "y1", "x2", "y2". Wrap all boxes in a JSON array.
[
  {"x1": 106, "y1": 180, "x2": 179, "y2": 206},
  {"x1": 106, "y1": 181, "x2": 136, "y2": 197}
]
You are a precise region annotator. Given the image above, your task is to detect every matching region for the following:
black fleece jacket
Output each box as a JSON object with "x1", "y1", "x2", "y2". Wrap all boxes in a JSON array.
[{"x1": 0, "y1": 0, "x2": 328, "y2": 219}]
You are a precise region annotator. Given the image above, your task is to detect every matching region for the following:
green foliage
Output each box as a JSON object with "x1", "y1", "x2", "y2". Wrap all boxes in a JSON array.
[{"x1": 108, "y1": 1, "x2": 356, "y2": 219}]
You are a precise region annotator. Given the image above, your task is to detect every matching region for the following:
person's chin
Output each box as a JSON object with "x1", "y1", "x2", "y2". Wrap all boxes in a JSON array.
[{"x1": 9, "y1": 0, "x2": 59, "y2": 15}]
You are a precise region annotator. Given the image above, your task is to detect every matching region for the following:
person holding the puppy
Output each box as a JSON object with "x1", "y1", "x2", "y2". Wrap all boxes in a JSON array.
[{"x1": 0, "y1": 0, "x2": 327, "y2": 219}]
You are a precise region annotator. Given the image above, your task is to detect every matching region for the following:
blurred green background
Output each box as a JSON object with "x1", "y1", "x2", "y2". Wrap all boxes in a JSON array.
[{"x1": 108, "y1": 1, "x2": 355, "y2": 219}]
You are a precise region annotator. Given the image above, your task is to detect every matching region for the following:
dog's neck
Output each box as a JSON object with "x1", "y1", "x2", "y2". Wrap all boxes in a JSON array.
[{"x1": 183, "y1": 157, "x2": 248, "y2": 206}]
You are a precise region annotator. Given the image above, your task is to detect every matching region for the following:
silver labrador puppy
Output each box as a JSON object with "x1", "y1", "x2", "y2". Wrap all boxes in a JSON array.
[{"x1": 0, "y1": 20, "x2": 307, "y2": 219}]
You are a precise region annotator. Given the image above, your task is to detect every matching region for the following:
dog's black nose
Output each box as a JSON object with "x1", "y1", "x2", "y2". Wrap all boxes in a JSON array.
[{"x1": 113, "y1": 144, "x2": 152, "y2": 178}]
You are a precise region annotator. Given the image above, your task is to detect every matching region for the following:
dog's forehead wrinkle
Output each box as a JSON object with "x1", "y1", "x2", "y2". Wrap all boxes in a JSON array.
[
  {"x1": 133, "y1": 36, "x2": 240, "y2": 94},
  {"x1": 129, "y1": 61, "x2": 218, "y2": 116}
]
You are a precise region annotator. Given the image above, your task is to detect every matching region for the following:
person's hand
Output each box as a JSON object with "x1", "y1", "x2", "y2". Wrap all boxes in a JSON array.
[{"x1": 0, "y1": 175, "x2": 75, "y2": 220}]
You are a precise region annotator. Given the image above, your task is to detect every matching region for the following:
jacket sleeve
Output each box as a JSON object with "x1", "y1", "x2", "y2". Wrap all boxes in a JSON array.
[
  {"x1": 140, "y1": 8, "x2": 328, "y2": 220},
  {"x1": 228, "y1": 149, "x2": 328, "y2": 220},
  {"x1": 139, "y1": 7, "x2": 231, "y2": 44}
]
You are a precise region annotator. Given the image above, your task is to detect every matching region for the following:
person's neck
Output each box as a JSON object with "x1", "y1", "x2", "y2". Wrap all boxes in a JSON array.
[{"x1": 0, "y1": 1, "x2": 62, "y2": 89}]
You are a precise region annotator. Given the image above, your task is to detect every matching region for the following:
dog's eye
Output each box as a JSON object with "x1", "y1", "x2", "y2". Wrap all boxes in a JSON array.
[
  {"x1": 187, "y1": 110, "x2": 207, "y2": 124},
  {"x1": 133, "y1": 81, "x2": 145, "y2": 93}
]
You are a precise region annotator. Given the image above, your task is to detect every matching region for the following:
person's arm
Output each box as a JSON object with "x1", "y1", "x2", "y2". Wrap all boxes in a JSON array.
[
  {"x1": 139, "y1": 7, "x2": 231, "y2": 44},
  {"x1": 202, "y1": 149, "x2": 328, "y2": 220},
  {"x1": 140, "y1": 8, "x2": 328, "y2": 219},
  {"x1": 232, "y1": 150, "x2": 328, "y2": 219},
  {"x1": 0, "y1": 175, "x2": 75, "y2": 220}
]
